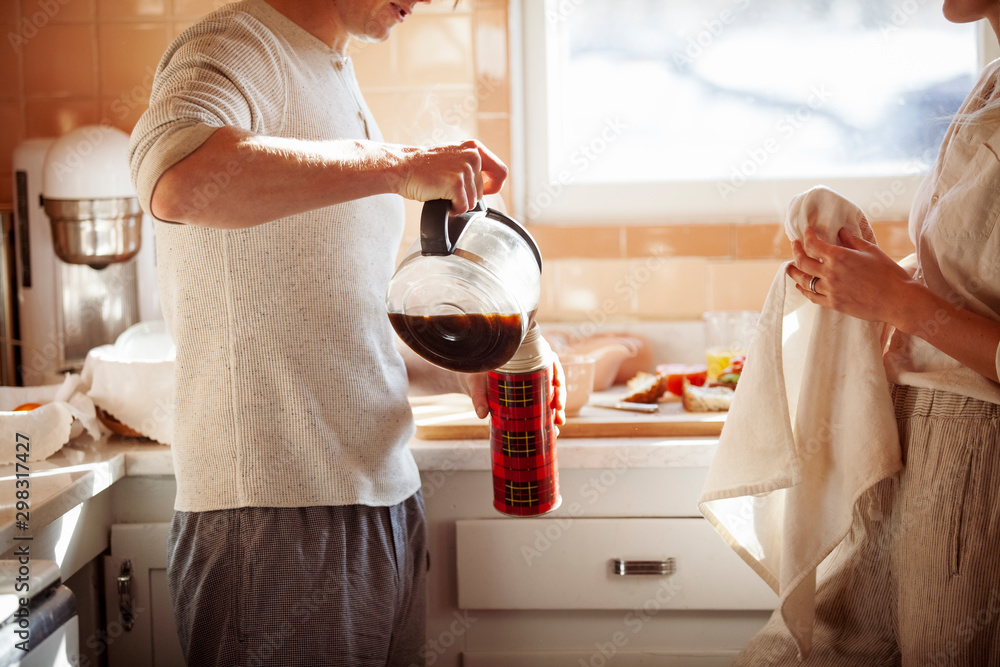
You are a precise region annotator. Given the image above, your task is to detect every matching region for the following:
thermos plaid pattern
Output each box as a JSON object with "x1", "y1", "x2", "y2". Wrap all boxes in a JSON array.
[{"x1": 488, "y1": 368, "x2": 560, "y2": 516}]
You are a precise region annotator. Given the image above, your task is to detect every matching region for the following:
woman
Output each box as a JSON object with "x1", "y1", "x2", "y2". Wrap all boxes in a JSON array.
[{"x1": 739, "y1": 1, "x2": 1000, "y2": 663}]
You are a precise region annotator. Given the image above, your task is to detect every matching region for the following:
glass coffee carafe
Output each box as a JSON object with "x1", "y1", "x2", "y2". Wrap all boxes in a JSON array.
[{"x1": 386, "y1": 199, "x2": 542, "y2": 373}]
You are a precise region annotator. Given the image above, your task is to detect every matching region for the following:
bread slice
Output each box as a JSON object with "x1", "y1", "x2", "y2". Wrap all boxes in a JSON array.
[
  {"x1": 681, "y1": 379, "x2": 734, "y2": 412},
  {"x1": 623, "y1": 371, "x2": 667, "y2": 403}
]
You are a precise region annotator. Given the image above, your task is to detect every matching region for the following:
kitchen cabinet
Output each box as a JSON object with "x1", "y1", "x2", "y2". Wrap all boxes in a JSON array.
[
  {"x1": 103, "y1": 523, "x2": 184, "y2": 667},
  {"x1": 420, "y1": 465, "x2": 776, "y2": 667},
  {"x1": 0, "y1": 431, "x2": 774, "y2": 666}
]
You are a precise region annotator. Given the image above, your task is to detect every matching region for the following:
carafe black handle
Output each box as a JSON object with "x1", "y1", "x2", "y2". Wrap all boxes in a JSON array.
[
  {"x1": 418, "y1": 199, "x2": 542, "y2": 273},
  {"x1": 419, "y1": 199, "x2": 485, "y2": 256}
]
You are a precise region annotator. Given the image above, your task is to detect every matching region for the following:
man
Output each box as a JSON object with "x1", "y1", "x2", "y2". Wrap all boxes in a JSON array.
[{"x1": 128, "y1": 1, "x2": 551, "y2": 665}]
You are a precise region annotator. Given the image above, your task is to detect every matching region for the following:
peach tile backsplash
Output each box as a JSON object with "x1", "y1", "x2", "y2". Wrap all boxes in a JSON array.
[{"x1": 0, "y1": 0, "x2": 914, "y2": 323}]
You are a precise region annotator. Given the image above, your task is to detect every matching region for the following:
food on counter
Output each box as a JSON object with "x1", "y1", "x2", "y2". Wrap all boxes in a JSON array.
[
  {"x1": 96, "y1": 407, "x2": 145, "y2": 438},
  {"x1": 12, "y1": 403, "x2": 43, "y2": 412},
  {"x1": 545, "y1": 331, "x2": 645, "y2": 391},
  {"x1": 654, "y1": 363, "x2": 708, "y2": 396},
  {"x1": 622, "y1": 356, "x2": 742, "y2": 406},
  {"x1": 622, "y1": 371, "x2": 667, "y2": 404},
  {"x1": 712, "y1": 355, "x2": 745, "y2": 390},
  {"x1": 681, "y1": 379, "x2": 734, "y2": 412}
]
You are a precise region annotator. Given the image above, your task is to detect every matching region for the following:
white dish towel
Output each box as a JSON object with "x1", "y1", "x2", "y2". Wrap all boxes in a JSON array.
[{"x1": 698, "y1": 186, "x2": 902, "y2": 657}]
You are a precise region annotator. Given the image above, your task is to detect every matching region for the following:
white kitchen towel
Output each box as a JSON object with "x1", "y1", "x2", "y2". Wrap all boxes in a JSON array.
[
  {"x1": 83, "y1": 344, "x2": 175, "y2": 445},
  {"x1": 697, "y1": 185, "x2": 902, "y2": 657},
  {"x1": 0, "y1": 374, "x2": 102, "y2": 462}
]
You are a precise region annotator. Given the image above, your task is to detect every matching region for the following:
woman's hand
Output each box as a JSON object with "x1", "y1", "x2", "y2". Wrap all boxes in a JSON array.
[
  {"x1": 787, "y1": 225, "x2": 1000, "y2": 382},
  {"x1": 551, "y1": 356, "x2": 567, "y2": 428},
  {"x1": 786, "y1": 226, "x2": 912, "y2": 327}
]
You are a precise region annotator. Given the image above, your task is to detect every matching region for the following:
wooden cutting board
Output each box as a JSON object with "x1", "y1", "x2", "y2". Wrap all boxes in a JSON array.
[{"x1": 411, "y1": 391, "x2": 726, "y2": 440}]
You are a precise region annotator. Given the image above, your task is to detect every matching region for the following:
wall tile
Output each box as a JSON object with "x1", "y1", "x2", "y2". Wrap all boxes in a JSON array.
[
  {"x1": 351, "y1": 37, "x2": 396, "y2": 88},
  {"x1": 396, "y1": 14, "x2": 473, "y2": 88},
  {"x1": 362, "y1": 91, "x2": 403, "y2": 143},
  {"x1": 634, "y1": 257, "x2": 709, "y2": 320},
  {"x1": 0, "y1": 173, "x2": 12, "y2": 208},
  {"x1": 626, "y1": 224, "x2": 731, "y2": 258},
  {"x1": 21, "y1": 0, "x2": 95, "y2": 23},
  {"x1": 734, "y1": 223, "x2": 791, "y2": 259},
  {"x1": 97, "y1": 0, "x2": 166, "y2": 18},
  {"x1": 400, "y1": 197, "x2": 423, "y2": 251},
  {"x1": 99, "y1": 66, "x2": 153, "y2": 129},
  {"x1": 708, "y1": 260, "x2": 783, "y2": 312},
  {"x1": 417, "y1": 1, "x2": 473, "y2": 15},
  {"x1": 0, "y1": 26, "x2": 20, "y2": 101},
  {"x1": 475, "y1": 114, "x2": 510, "y2": 208},
  {"x1": 98, "y1": 23, "x2": 169, "y2": 97},
  {"x1": 0, "y1": 103, "x2": 22, "y2": 174},
  {"x1": 100, "y1": 95, "x2": 148, "y2": 133},
  {"x1": 25, "y1": 98, "x2": 100, "y2": 137},
  {"x1": 172, "y1": 0, "x2": 228, "y2": 18},
  {"x1": 172, "y1": 20, "x2": 195, "y2": 39},
  {"x1": 529, "y1": 224, "x2": 621, "y2": 260},
  {"x1": 23, "y1": 23, "x2": 96, "y2": 97},
  {"x1": 546, "y1": 258, "x2": 637, "y2": 321},
  {"x1": 472, "y1": 4, "x2": 509, "y2": 115},
  {"x1": 871, "y1": 220, "x2": 914, "y2": 259},
  {"x1": 535, "y1": 265, "x2": 559, "y2": 322},
  {"x1": 392, "y1": 90, "x2": 478, "y2": 146}
]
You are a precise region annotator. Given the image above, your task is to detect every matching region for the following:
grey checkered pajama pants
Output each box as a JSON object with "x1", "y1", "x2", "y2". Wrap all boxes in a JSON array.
[
  {"x1": 736, "y1": 385, "x2": 1000, "y2": 666},
  {"x1": 167, "y1": 492, "x2": 427, "y2": 667}
]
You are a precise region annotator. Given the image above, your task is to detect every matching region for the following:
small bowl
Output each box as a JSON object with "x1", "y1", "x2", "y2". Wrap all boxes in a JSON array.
[{"x1": 560, "y1": 355, "x2": 596, "y2": 417}]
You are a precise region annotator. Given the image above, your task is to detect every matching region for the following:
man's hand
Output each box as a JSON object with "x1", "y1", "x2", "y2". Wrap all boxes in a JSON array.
[
  {"x1": 460, "y1": 357, "x2": 566, "y2": 430},
  {"x1": 394, "y1": 139, "x2": 509, "y2": 213},
  {"x1": 550, "y1": 355, "x2": 567, "y2": 428},
  {"x1": 461, "y1": 372, "x2": 490, "y2": 419}
]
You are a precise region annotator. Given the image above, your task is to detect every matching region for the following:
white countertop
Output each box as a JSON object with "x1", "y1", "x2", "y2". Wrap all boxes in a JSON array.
[{"x1": 0, "y1": 422, "x2": 718, "y2": 556}]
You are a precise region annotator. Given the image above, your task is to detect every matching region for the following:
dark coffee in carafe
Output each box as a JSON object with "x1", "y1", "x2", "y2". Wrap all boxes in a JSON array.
[{"x1": 388, "y1": 311, "x2": 524, "y2": 373}]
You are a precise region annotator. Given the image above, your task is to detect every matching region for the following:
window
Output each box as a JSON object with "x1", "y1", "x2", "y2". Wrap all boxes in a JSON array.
[{"x1": 514, "y1": 0, "x2": 993, "y2": 224}]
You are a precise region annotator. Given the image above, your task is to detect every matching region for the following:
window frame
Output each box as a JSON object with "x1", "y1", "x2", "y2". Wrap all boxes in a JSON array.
[{"x1": 510, "y1": 0, "x2": 1000, "y2": 226}]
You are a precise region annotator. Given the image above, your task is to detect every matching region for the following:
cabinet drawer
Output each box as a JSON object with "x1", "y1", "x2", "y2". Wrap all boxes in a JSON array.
[{"x1": 456, "y1": 518, "x2": 776, "y2": 610}]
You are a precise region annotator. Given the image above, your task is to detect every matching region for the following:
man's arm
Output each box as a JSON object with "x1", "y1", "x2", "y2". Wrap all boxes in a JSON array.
[{"x1": 151, "y1": 125, "x2": 508, "y2": 228}]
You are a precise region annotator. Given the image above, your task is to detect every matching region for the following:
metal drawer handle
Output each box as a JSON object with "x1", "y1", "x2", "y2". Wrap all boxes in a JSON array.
[
  {"x1": 118, "y1": 559, "x2": 135, "y2": 631},
  {"x1": 612, "y1": 558, "x2": 676, "y2": 576}
]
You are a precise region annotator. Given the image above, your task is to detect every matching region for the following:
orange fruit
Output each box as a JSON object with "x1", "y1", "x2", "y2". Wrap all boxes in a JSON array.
[{"x1": 12, "y1": 403, "x2": 42, "y2": 412}]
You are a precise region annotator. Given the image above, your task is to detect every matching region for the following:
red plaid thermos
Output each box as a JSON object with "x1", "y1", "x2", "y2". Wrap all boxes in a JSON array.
[{"x1": 488, "y1": 323, "x2": 561, "y2": 517}]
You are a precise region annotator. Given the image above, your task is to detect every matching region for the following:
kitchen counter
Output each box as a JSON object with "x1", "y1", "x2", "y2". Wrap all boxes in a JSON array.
[
  {"x1": 0, "y1": 414, "x2": 746, "y2": 667},
  {"x1": 0, "y1": 416, "x2": 719, "y2": 566}
]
